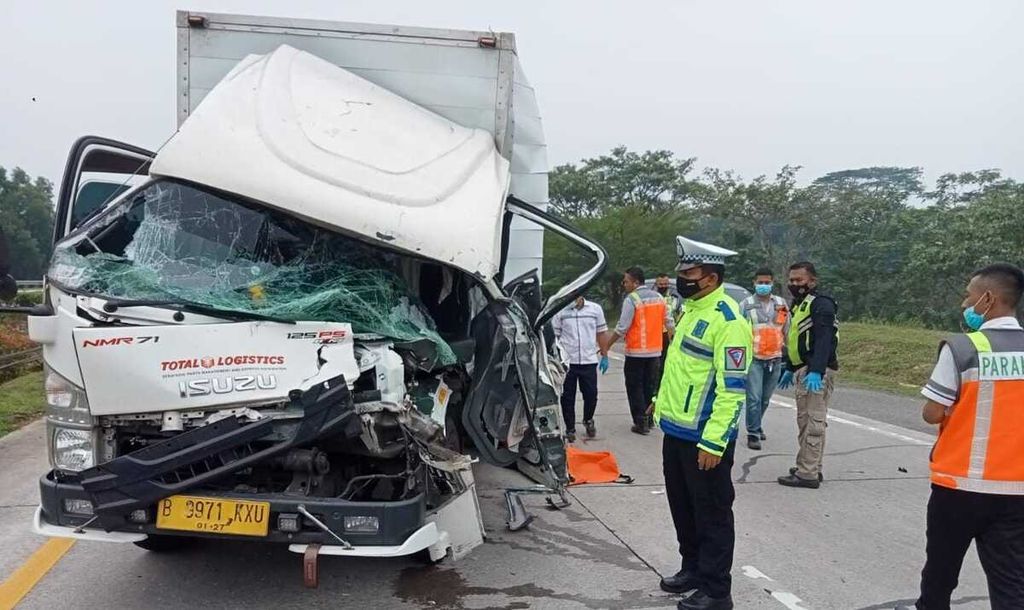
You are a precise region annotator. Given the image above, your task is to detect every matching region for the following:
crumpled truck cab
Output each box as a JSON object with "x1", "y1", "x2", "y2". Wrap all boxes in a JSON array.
[{"x1": 27, "y1": 21, "x2": 605, "y2": 563}]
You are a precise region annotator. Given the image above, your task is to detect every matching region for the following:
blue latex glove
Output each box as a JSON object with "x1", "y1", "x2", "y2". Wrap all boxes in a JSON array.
[
  {"x1": 803, "y1": 371, "x2": 824, "y2": 392},
  {"x1": 778, "y1": 370, "x2": 794, "y2": 390},
  {"x1": 598, "y1": 355, "x2": 610, "y2": 375}
]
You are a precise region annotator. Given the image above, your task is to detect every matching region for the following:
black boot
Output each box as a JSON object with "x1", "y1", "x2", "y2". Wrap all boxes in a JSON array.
[
  {"x1": 747, "y1": 436, "x2": 762, "y2": 450},
  {"x1": 677, "y1": 590, "x2": 733, "y2": 610},
  {"x1": 659, "y1": 569, "x2": 699, "y2": 594},
  {"x1": 778, "y1": 473, "x2": 820, "y2": 489},
  {"x1": 789, "y1": 466, "x2": 824, "y2": 482}
]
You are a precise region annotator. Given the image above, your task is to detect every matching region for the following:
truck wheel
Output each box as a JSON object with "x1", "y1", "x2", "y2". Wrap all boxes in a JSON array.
[{"x1": 133, "y1": 535, "x2": 189, "y2": 552}]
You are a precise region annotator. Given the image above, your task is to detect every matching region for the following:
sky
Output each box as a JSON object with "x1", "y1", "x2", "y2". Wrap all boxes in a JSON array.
[{"x1": 2, "y1": 0, "x2": 1022, "y2": 191}]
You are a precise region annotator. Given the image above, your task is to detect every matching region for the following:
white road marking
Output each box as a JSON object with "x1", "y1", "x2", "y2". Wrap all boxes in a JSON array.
[
  {"x1": 771, "y1": 591, "x2": 810, "y2": 610},
  {"x1": 770, "y1": 397, "x2": 932, "y2": 446},
  {"x1": 741, "y1": 565, "x2": 810, "y2": 609},
  {"x1": 740, "y1": 565, "x2": 774, "y2": 581}
]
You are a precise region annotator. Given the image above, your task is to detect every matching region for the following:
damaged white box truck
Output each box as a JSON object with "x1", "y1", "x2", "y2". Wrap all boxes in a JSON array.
[{"x1": 14, "y1": 12, "x2": 606, "y2": 562}]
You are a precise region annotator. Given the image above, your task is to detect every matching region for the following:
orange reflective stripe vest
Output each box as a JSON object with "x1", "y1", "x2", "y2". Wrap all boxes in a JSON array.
[
  {"x1": 930, "y1": 329, "x2": 1024, "y2": 495},
  {"x1": 744, "y1": 295, "x2": 789, "y2": 360},
  {"x1": 625, "y1": 291, "x2": 666, "y2": 357}
]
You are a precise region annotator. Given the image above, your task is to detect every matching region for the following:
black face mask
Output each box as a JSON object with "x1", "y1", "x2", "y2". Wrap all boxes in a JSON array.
[
  {"x1": 677, "y1": 276, "x2": 706, "y2": 299},
  {"x1": 788, "y1": 284, "x2": 810, "y2": 300},
  {"x1": 656, "y1": 286, "x2": 669, "y2": 295}
]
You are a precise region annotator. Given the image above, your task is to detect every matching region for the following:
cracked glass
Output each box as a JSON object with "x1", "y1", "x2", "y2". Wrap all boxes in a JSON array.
[{"x1": 50, "y1": 179, "x2": 456, "y2": 364}]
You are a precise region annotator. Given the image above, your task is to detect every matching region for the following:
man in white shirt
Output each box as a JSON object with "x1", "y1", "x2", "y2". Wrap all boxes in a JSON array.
[
  {"x1": 552, "y1": 295, "x2": 610, "y2": 441},
  {"x1": 908, "y1": 263, "x2": 1024, "y2": 610}
]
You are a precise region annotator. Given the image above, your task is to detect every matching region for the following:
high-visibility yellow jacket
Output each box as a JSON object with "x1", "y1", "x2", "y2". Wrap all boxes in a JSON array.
[{"x1": 654, "y1": 285, "x2": 752, "y2": 456}]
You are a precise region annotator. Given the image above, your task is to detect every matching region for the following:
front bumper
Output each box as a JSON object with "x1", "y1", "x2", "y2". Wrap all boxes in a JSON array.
[{"x1": 38, "y1": 470, "x2": 427, "y2": 547}]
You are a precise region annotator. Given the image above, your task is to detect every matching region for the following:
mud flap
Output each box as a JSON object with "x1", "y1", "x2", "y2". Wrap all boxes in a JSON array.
[{"x1": 303, "y1": 544, "x2": 321, "y2": 588}]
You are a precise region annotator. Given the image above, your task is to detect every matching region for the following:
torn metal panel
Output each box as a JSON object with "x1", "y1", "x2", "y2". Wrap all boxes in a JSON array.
[{"x1": 156, "y1": 45, "x2": 511, "y2": 279}]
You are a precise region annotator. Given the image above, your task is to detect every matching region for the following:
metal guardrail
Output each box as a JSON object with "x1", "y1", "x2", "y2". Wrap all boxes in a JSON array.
[
  {"x1": 0, "y1": 347, "x2": 43, "y2": 373},
  {"x1": 15, "y1": 280, "x2": 44, "y2": 289}
]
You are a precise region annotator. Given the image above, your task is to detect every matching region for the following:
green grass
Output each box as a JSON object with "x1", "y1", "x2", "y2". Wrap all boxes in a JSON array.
[
  {"x1": 0, "y1": 370, "x2": 44, "y2": 437},
  {"x1": 837, "y1": 322, "x2": 946, "y2": 396}
]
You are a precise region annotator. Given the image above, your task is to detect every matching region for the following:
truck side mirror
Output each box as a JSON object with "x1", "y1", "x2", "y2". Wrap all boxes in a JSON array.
[{"x1": 0, "y1": 274, "x2": 16, "y2": 302}]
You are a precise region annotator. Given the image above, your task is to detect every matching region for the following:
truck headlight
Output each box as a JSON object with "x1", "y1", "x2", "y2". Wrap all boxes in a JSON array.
[
  {"x1": 44, "y1": 366, "x2": 96, "y2": 472},
  {"x1": 51, "y1": 427, "x2": 96, "y2": 471},
  {"x1": 45, "y1": 365, "x2": 90, "y2": 414}
]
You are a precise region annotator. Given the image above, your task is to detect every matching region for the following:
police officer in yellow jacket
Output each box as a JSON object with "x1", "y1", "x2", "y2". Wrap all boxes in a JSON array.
[{"x1": 655, "y1": 236, "x2": 751, "y2": 610}]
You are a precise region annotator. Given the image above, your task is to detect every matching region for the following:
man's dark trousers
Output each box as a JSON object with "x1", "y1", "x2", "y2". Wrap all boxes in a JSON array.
[
  {"x1": 560, "y1": 363, "x2": 598, "y2": 433},
  {"x1": 917, "y1": 484, "x2": 1024, "y2": 609},
  {"x1": 624, "y1": 356, "x2": 660, "y2": 426},
  {"x1": 663, "y1": 435, "x2": 736, "y2": 599},
  {"x1": 659, "y1": 332, "x2": 671, "y2": 386}
]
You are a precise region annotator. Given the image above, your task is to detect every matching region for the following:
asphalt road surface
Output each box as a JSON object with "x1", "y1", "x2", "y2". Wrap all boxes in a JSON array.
[{"x1": 0, "y1": 357, "x2": 991, "y2": 609}]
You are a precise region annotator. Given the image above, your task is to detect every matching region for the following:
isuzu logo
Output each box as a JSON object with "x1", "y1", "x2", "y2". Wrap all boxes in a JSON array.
[{"x1": 177, "y1": 374, "x2": 278, "y2": 398}]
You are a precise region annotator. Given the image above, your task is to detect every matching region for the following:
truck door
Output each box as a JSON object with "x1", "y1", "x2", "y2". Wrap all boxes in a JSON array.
[
  {"x1": 53, "y1": 136, "x2": 155, "y2": 244},
  {"x1": 461, "y1": 198, "x2": 607, "y2": 484}
]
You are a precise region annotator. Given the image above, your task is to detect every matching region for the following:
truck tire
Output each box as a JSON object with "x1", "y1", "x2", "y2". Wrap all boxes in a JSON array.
[{"x1": 133, "y1": 535, "x2": 189, "y2": 552}]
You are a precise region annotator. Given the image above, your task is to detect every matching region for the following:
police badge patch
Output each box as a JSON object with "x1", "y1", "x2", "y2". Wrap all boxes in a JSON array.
[{"x1": 725, "y1": 347, "x2": 747, "y2": 371}]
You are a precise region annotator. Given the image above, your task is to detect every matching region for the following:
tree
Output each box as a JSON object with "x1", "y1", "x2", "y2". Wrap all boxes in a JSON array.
[
  {"x1": 814, "y1": 166, "x2": 924, "y2": 199},
  {"x1": 549, "y1": 146, "x2": 700, "y2": 218},
  {"x1": 545, "y1": 146, "x2": 1023, "y2": 330},
  {"x1": 694, "y1": 165, "x2": 823, "y2": 284},
  {"x1": 0, "y1": 167, "x2": 55, "y2": 279},
  {"x1": 904, "y1": 171, "x2": 1024, "y2": 326},
  {"x1": 544, "y1": 206, "x2": 692, "y2": 308},
  {"x1": 546, "y1": 147, "x2": 699, "y2": 310}
]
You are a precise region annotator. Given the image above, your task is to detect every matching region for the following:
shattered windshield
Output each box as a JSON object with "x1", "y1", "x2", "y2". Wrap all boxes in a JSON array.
[{"x1": 50, "y1": 179, "x2": 457, "y2": 364}]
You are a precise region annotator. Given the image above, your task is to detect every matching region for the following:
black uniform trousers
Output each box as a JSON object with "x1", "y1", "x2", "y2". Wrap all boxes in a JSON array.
[
  {"x1": 560, "y1": 363, "x2": 598, "y2": 432},
  {"x1": 624, "y1": 356, "x2": 661, "y2": 426},
  {"x1": 659, "y1": 333, "x2": 671, "y2": 384},
  {"x1": 663, "y1": 434, "x2": 736, "y2": 599},
  {"x1": 917, "y1": 484, "x2": 1024, "y2": 609}
]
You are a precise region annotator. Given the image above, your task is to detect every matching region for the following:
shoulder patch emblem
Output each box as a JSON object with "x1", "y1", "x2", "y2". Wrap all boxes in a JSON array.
[
  {"x1": 716, "y1": 301, "x2": 737, "y2": 321},
  {"x1": 725, "y1": 347, "x2": 747, "y2": 371},
  {"x1": 692, "y1": 320, "x2": 709, "y2": 339}
]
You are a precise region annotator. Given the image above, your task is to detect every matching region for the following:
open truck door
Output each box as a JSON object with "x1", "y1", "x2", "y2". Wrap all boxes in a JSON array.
[
  {"x1": 462, "y1": 197, "x2": 607, "y2": 487},
  {"x1": 53, "y1": 136, "x2": 154, "y2": 243}
]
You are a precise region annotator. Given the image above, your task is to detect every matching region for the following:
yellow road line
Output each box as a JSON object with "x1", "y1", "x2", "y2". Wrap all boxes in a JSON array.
[{"x1": 0, "y1": 538, "x2": 76, "y2": 610}]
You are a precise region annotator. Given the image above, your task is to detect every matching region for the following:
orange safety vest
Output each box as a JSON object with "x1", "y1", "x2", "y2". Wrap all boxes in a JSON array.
[
  {"x1": 624, "y1": 290, "x2": 666, "y2": 357},
  {"x1": 929, "y1": 329, "x2": 1024, "y2": 495},
  {"x1": 744, "y1": 296, "x2": 789, "y2": 360}
]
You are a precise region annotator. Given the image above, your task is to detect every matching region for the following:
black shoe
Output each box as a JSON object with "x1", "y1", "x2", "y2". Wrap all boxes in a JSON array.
[
  {"x1": 631, "y1": 424, "x2": 646, "y2": 435},
  {"x1": 566, "y1": 430, "x2": 576, "y2": 443},
  {"x1": 659, "y1": 570, "x2": 699, "y2": 594},
  {"x1": 759, "y1": 431, "x2": 767, "y2": 441},
  {"x1": 778, "y1": 473, "x2": 820, "y2": 489},
  {"x1": 677, "y1": 591, "x2": 733, "y2": 610},
  {"x1": 747, "y1": 436, "x2": 762, "y2": 450},
  {"x1": 789, "y1": 467, "x2": 824, "y2": 482},
  {"x1": 584, "y1": 420, "x2": 597, "y2": 438}
]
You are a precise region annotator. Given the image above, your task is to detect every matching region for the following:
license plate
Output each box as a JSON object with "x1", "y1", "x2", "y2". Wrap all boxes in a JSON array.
[{"x1": 156, "y1": 495, "x2": 270, "y2": 537}]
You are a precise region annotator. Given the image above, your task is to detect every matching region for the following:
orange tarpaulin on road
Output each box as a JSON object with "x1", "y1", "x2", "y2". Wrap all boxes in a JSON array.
[{"x1": 566, "y1": 446, "x2": 633, "y2": 485}]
